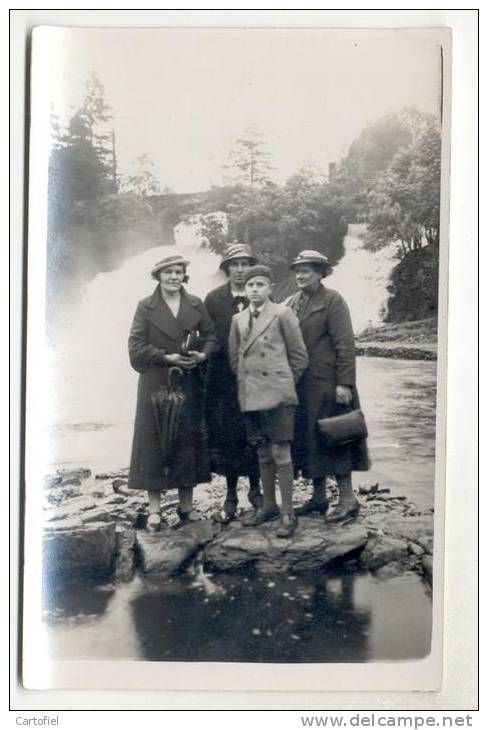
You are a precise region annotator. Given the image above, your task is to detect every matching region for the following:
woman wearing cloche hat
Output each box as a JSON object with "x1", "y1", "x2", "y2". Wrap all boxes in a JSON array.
[
  {"x1": 286, "y1": 250, "x2": 370, "y2": 523},
  {"x1": 204, "y1": 242, "x2": 263, "y2": 523},
  {"x1": 127, "y1": 254, "x2": 218, "y2": 530}
]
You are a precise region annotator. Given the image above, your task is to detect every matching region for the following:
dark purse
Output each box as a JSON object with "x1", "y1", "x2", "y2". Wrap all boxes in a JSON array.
[{"x1": 317, "y1": 409, "x2": 368, "y2": 447}]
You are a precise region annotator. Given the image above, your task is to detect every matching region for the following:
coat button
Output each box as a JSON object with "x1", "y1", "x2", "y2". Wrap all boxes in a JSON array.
[
  {"x1": 262, "y1": 372, "x2": 268, "y2": 376},
  {"x1": 261, "y1": 353, "x2": 265, "y2": 358}
]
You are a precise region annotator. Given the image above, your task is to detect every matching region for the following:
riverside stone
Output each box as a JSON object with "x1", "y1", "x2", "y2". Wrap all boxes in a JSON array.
[
  {"x1": 360, "y1": 534, "x2": 409, "y2": 570},
  {"x1": 43, "y1": 521, "x2": 116, "y2": 579},
  {"x1": 204, "y1": 518, "x2": 369, "y2": 573},
  {"x1": 136, "y1": 520, "x2": 218, "y2": 574}
]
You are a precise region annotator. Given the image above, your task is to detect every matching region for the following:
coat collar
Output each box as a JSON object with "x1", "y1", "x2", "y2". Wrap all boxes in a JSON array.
[
  {"x1": 145, "y1": 286, "x2": 201, "y2": 341},
  {"x1": 240, "y1": 300, "x2": 278, "y2": 353},
  {"x1": 290, "y1": 284, "x2": 329, "y2": 323}
]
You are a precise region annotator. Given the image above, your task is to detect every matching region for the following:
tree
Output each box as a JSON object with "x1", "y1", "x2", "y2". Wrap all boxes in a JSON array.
[
  {"x1": 363, "y1": 121, "x2": 441, "y2": 257},
  {"x1": 120, "y1": 154, "x2": 163, "y2": 197},
  {"x1": 223, "y1": 128, "x2": 274, "y2": 188}
]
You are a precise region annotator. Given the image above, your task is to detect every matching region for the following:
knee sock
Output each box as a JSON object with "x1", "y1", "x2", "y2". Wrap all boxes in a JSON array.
[
  {"x1": 276, "y1": 462, "x2": 294, "y2": 515},
  {"x1": 257, "y1": 449, "x2": 278, "y2": 512}
]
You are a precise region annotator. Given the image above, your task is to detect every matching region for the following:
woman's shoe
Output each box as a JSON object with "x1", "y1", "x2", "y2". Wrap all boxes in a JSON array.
[
  {"x1": 212, "y1": 508, "x2": 236, "y2": 525},
  {"x1": 324, "y1": 499, "x2": 360, "y2": 524},
  {"x1": 147, "y1": 512, "x2": 162, "y2": 532},
  {"x1": 295, "y1": 497, "x2": 329, "y2": 516},
  {"x1": 276, "y1": 513, "x2": 298, "y2": 538},
  {"x1": 176, "y1": 506, "x2": 203, "y2": 525},
  {"x1": 241, "y1": 506, "x2": 280, "y2": 527}
]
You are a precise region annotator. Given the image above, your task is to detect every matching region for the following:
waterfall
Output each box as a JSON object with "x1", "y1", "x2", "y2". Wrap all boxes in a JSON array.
[
  {"x1": 50, "y1": 218, "x2": 226, "y2": 429},
  {"x1": 327, "y1": 223, "x2": 398, "y2": 333}
]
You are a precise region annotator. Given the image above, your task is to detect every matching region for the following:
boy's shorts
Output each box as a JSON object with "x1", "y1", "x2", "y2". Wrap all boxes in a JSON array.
[{"x1": 244, "y1": 405, "x2": 296, "y2": 448}]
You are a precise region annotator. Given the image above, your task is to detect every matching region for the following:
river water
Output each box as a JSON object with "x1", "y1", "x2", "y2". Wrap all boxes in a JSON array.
[{"x1": 42, "y1": 221, "x2": 437, "y2": 663}]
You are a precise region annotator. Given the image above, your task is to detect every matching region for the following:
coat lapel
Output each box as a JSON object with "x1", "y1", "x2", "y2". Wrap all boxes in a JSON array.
[
  {"x1": 145, "y1": 286, "x2": 200, "y2": 341},
  {"x1": 243, "y1": 301, "x2": 278, "y2": 352},
  {"x1": 296, "y1": 285, "x2": 328, "y2": 323}
]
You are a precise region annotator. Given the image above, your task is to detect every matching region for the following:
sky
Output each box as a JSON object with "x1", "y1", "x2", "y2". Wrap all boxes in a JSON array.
[{"x1": 37, "y1": 27, "x2": 442, "y2": 193}]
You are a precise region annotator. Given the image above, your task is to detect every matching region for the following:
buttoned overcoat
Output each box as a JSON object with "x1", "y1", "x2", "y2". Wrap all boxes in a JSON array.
[
  {"x1": 127, "y1": 286, "x2": 218, "y2": 492},
  {"x1": 286, "y1": 284, "x2": 370, "y2": 478},
  {"x1": 204, "y1": 283, "x2": 258, "y2": 475},
  {"x1": 229, "y1": 301, "x2": 309, "y2": 412}
]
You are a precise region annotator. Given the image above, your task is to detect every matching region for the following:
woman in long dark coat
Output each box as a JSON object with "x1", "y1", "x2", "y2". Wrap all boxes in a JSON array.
[
  {"x1": 128, "y1": 254, "x2": 218, "y2": 530},
  {"x1": 204, "y1": 243, "x2": 262, "y2": 523},
  {"x1": 287, "y1": 250, "x2": 369, "y2": 522}
]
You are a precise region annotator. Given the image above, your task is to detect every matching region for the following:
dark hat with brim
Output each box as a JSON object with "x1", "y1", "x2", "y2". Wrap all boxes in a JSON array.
[
  {"x1": 151, "y1": 254, "x2": 190, "y2": 278},
  {"x1": 219, "y1": 242, "x2": 258, "y2": 270},
  {"x1": 244, "y1": 264, "x2": 274, "y2": 284},
  {"x1": 289, "y1": 250, "x2": 332, "y2": 273}
]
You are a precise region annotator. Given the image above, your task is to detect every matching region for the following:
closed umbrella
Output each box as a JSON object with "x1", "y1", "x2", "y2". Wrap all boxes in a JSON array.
[{"x1": 151, "y1": 366, "x2": 186, "y2": 474}]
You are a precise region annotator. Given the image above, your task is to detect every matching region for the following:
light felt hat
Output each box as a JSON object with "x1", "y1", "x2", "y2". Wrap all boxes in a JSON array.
[{"x1": 151, "y1": 254, "x2": 190, "y2": 278}]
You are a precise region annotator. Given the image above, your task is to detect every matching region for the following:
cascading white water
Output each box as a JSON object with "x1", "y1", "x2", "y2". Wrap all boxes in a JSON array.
[
  {"x1": 327, "y1": 223, "x2": 399, "y2": 333},
  {"x1": 50, "y1": 218, "x2": 226, "y2": 431}
]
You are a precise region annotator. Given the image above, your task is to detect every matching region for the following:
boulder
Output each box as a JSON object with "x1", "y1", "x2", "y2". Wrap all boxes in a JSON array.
[
  {"x1": 204, "y1": 517, "x2": 369, "y2": 573},
  {"x1": 43, "y1": 521, "x2": 116, "y2": 579},
  {"x1": 381, "y1": 514, "x2": 434, "y2": 547},
  {"x1": 136, "y1": 521, "x2": 218, "y2": 575},
  {"x1": 361, "y1": 533, "x2": 409, "y2": 570},
  {"x1": 80, "y1": 507, "x2": 114, "y2": 524},
  {"x1": 45, "y1": 496, "x2": 97, "y2": 521}
]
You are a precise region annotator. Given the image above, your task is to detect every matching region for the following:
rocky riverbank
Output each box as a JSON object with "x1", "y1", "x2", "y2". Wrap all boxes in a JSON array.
[
  {"x1": 43, "y1": 468, "x2": 434, "y2": 588},
  {"x1": 355, "y1": 317, "x2": 437, "y2": 361}
]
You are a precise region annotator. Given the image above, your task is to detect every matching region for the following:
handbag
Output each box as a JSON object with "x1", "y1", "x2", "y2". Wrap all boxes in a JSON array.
[{"x1": 317, "y1": 409, "x2": 368, "y2": 447}]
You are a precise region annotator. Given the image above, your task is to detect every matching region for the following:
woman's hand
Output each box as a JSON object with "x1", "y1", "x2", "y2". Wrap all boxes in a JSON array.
[
  {"x1": 164, "y1": 353, "x2": 197, "y2": 369},
  {"x1": 185, "y1": 350, "x2": 207, "y2": 368},
  {"x1": 336, "y1": 384, "x2": 353, "y2": 405}
]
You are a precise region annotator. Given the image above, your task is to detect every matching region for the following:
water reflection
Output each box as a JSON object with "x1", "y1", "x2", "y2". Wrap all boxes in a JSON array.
[{"x1": 45, "y1": 569, "x2": 432, "y2": 663}]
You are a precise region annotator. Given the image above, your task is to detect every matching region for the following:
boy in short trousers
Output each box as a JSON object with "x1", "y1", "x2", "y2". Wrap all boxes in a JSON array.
[{"x1": 229, "y1": 265, "x2": 309, "y2": 538}]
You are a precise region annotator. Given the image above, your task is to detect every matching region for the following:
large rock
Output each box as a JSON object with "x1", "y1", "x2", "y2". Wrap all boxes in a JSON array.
[
  {"x1": 204, "y1": 517, "x2": 369, "y2": 573},
  {"x1": 360, "y1": 534, "x2": 409, "y2": 571},
  {"x1": 43, "y1": 521, "x2": 116, "y2": 579},
  {"x1": 136, "y1": 521, "x2": 218, "y2": 575}
]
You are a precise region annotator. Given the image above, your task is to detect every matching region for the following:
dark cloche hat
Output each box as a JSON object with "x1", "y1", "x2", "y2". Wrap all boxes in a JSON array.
[
  {"x1": 244, "y1": 264, "x2": 274, "y2": 284},
  {"x1": 289, "y1": 250, "x2": 331, "y2": 273},
  {"x1": 151, "y1": 254, "x2": 190, "y2": 278},
  {"x1": 219, "y1": 241, "x2": 258, "y2": 270}
]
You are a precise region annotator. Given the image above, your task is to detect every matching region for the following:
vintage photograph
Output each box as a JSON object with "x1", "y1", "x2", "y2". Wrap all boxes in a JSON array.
[{"x1": 23, "y1": 26, "x2": 449, "y2": 686}]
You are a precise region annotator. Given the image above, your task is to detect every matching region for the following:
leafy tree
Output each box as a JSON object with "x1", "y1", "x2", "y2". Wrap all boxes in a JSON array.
[
  {"x1": 223, "y1": 128, "x2": 274, "y2": 188},
  {"x1": 363, "y1": 121, "x2": 441, "y2": 257}
]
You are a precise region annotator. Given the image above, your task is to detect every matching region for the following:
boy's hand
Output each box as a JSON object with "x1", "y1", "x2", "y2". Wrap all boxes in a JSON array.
[{"x1": 335, "y1": 385, "x2": 353, "y2": 405}]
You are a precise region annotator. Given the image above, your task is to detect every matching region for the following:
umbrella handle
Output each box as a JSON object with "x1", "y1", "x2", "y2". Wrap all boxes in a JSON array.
[{"x1": 168, "y1": 366, "x2": 184, "y2": 387}]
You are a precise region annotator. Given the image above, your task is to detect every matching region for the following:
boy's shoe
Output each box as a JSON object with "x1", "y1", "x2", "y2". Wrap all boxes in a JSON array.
[
  {"x1": 324, "y1": 498, "x2": 360, "y2": 524},
  {"x1": 295, "y1": 497, "x2": 329, "y2": 516},
  {"x1": 241, "y1": 506, "x2": 280, "y2": 527},
  {"x1": 276, "y1": 513, "x2": 298, "y2": 538}
]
